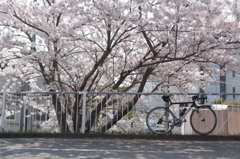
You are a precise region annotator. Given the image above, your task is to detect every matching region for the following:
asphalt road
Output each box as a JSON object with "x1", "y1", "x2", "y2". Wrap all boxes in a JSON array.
[{"x1": 0, "y1": 138, "x2": 239, "y2": 159}]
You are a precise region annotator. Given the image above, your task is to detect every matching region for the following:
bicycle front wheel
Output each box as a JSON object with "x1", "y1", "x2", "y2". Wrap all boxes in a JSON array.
[
  {"x1": 146, "y1": 107, "x2": 174, "y2": 135},
  {"x1": 190, "y1": 106, "x2": 217, "y2": 135}
]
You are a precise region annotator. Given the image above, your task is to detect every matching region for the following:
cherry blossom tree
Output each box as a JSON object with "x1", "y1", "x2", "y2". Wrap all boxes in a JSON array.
[{"x1": 0, "y1": 0, "x2": 240, "y2": 133}]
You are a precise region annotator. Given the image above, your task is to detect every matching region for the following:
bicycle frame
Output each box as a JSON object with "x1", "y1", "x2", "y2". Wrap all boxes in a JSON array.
[{"x1": 167, "y1": 100, "x2": 200, "y2": 122}]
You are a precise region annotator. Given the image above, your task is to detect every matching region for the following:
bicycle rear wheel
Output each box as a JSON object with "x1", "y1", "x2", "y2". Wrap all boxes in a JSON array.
[
  {"x1": 190, "y1": 106, "x2": 217, "y2": 135},
  {"x1": 146, "y1": 107, "x2": 174, "y2": 135}
]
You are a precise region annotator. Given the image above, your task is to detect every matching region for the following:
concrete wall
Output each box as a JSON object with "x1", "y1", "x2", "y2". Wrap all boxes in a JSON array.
[
  {"x1": 212, "y1": 110, "x2": 228, "y2": 135},
  {"x1": 183, "y1": 105, "x2": 240, "y2": 135},
  {"x1": 228, "y1": 106, "x2": 240, "y2": 135}
]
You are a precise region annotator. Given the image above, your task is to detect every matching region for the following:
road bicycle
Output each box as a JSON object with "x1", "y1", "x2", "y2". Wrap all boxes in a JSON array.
[{"x1": 146, "y1": 95, "x2": 217, "y2": 135}]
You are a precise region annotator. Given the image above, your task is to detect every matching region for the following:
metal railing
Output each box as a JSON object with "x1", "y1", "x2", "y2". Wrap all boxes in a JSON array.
[{"x1": 0, "y1": 91, "x2": 240, "y2": 135}]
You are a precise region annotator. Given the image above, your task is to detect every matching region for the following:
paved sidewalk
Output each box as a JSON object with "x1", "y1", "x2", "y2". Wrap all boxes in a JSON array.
[{"x1": 0, "y1": 137, "x2": 239, "y2": 159}]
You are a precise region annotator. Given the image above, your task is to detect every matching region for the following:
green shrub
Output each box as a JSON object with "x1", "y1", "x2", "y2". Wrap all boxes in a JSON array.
[
  {"x1": 211, "y1": 98, "x2": 240, "y2": 105},
  {"x1": 211, "y1": 98, "x2": 224, "y2": 104}
]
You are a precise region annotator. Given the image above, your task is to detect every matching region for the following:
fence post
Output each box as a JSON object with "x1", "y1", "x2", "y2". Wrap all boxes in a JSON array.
[
  {"x1": 81, "y1": 91, "x2": 87, "y2": 134},
  {"x1": 1, "y1": 91, "x2": 6, "y2": 132}
]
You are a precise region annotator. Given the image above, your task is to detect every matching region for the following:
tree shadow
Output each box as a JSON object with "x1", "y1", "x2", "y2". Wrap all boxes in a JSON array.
[{"x1": 0, "y1": 138, "x2": 239, "y2": 159}]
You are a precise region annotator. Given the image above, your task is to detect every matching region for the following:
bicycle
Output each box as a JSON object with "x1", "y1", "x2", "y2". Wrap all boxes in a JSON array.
[{"x1": 146, "y1": 95, "x2": 217, "y2": 135}]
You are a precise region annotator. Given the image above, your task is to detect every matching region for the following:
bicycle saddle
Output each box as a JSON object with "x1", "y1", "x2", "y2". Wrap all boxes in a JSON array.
[
  {"x1": 162, "y1": 95, "x2": 170, "y2": 102},
  {"x1": 192, "y1": 95, "x2": 198, "y2": 101}
]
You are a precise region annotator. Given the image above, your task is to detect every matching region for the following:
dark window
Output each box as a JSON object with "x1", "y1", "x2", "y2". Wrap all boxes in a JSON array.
[
  {"x1": 34, "y1": 109, "x2": 48, "y2": 121},
  {"x1": 6, "y1": 114, "x2": 15, "y2": 120},
  {"x1": 6, "y1": 107, "x2": 15, "y2": 120},
  {"x1": 220, "y1": 65, "x2": 226, "y2": 100},
  {"x1": 233, "y1": 87, "x2": 236, "y2": 100}
]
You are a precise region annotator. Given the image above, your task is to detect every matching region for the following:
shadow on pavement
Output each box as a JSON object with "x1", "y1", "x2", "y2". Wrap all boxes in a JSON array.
[{"x1": 0, "y1": 135, "x2": 239, "y2": 159}]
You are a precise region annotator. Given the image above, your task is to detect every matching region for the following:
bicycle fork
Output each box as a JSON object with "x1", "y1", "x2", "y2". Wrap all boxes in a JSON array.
[{"x1": 196, "y1": 109, "x2": 205, "y2": 121}]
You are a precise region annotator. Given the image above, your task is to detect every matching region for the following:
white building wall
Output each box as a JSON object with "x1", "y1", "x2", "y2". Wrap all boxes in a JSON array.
[
  {"x1": 225, "y1": 55, "x2": 240, "y2": 102},
  {"x1": 226, "y1": 71, "x2": 240, "y2": 102}
]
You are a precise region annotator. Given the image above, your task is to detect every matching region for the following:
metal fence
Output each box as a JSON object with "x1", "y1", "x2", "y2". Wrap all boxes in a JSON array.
[{"x1": 0, "y1": 91, "x2": 240, "y2": 135}]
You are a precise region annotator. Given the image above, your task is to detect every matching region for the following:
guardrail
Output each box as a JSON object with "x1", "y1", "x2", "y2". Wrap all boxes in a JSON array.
[{"x1": 0, "y1": 91, "x2": 239, "y2": 135}]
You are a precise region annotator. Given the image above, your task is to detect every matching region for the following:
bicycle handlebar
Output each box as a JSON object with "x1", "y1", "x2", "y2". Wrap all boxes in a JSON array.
[
  {"x1": 163, "y1": 95, "x2": 207, "y2": 104},
  {"x1": 192, "y1": 95, "x2": 207, "y2": 104}
]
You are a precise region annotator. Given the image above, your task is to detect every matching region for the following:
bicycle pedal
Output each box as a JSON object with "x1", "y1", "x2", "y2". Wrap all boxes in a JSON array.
[{"x1": 182, "y1": 119, "x2": 187, "y2": 122}]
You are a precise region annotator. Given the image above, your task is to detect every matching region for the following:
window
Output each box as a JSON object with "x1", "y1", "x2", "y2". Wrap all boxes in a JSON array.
[
  {"x1": 6, "y1": 113, "x2": 15, "y2": 120},
  {"x1": 6, "y1": 108, "x2": 15, "y2": 120},
  {"x1": 233, "y1": 87, "x2": 236, "y2": 100},
  {"x1": 34, "y1": 109, "x2": 48, "y2": 121},
  {"x1": 232, "y1": 71, "x2": 236, "y2": 78}
]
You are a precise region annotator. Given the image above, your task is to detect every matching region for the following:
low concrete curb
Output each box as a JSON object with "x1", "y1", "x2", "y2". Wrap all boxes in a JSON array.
[{"x1": 0, "y1": 133, "x2": 240, "y2": 141}]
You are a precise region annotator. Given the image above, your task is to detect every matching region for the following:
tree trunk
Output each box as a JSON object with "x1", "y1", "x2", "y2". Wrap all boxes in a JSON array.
[
  {"x1": 85, "y1": 67, "x2": 154, "y2": 133},
  {"x1": 70, "y1": 94, "x2": 80, "y2": 133},
  {"x1": 84, "y1": 94, "x2": 111, "y2": 133},
  {"x1": 51, "y1": 93, "x2": 68, "y2": 133},
  {"x1": 100, "y1": 67, "x2": 154, "y2": 131}
]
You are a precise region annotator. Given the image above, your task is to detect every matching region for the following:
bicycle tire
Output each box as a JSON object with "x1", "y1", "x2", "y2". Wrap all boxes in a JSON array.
[
  {"x1": 146, "y1": 107, "x2": 175, "y2": 135},
  {"x1": 190, "y1": 106, "x2": 217, "y2": 135}
]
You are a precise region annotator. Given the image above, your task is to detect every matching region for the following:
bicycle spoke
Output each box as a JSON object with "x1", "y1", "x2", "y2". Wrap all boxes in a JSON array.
[
  {"x1": 190, "y1": 107, "x2": 217, "y2": 135},
  {"x1": 146, "y1": 107, "x2": 174, "y2": 135}
]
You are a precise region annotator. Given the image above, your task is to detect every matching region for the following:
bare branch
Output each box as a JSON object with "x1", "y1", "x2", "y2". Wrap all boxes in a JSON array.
[{"x1": 13, "y1": 12, "x2": 49, "y2": 36}]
